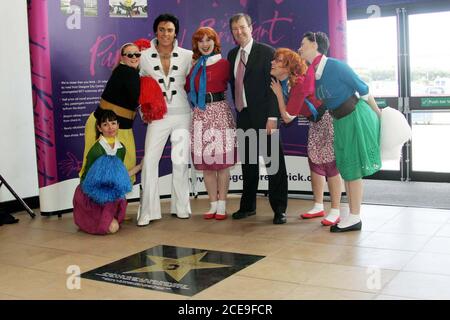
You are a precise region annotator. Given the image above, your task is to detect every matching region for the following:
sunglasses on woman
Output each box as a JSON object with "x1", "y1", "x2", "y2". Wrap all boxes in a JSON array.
[{"x1": 123, "y1": 52, "x2": 141, "y2": 58}]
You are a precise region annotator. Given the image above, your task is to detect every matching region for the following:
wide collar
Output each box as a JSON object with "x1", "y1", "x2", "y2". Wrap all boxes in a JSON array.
[
  {"x1": 99, "y1": 135, "x2": 122, "y2": 156},
  {"x1": 315, "y1": 55, "x2": 328, "y2": 80},
  {"x1": 150, "y1": 38, "x2": 180, "y2": 55},
  {"x1": 205, "y1": 54, "x2": 222, "y2": 66}
]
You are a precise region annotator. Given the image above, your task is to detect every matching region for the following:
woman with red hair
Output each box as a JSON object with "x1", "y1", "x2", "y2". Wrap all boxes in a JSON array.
[
  {"x1": 186, "y1": 27, "x2": 236, "y2": 220},
  {"x1": 270, "y1": 48, "x2": 342, "y2": 227}
]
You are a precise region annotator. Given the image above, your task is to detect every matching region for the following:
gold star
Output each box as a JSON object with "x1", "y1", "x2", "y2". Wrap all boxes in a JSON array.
[{"x1": 124, "y1": 252, "x2": 230, "y2": 282}]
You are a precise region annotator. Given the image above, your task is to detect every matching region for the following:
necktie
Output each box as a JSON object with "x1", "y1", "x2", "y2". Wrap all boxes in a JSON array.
[{"x1": 234, "y1": 49, "x2": 246, "y2": 112}]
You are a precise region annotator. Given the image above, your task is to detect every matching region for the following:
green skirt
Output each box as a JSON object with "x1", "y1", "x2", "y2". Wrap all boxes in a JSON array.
[{"x1": 333, "y1": 99, "x2": 381, "y2": 181}]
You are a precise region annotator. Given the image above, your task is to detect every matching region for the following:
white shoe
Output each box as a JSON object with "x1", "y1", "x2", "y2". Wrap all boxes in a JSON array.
[
  {"x1": 137, "y1": 207, "x2": 151, "y2": 226},
  {"x1": 176, "y1": 213, "x2": 191, "y2": 219},
  {"x1": 137, "y1": 215, "x2": 151, "y2": 226}
]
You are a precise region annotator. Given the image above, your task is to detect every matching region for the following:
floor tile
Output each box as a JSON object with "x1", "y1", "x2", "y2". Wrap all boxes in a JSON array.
[
  {"x1": 192, "y1": 275, "x2": 298, "y2": 300},
  {"x1": 220, "y1": 238, "x2": 297, "y2": 257},
  {"x1": 394, "y1": 208, "x2": 450, "y2": 224},
  {"x1": 404, "y1": 252, "x2": 450, "y2": 276},
  {"x1": 30, "y1": 252, "x2": 116, "y2": 275},
  {"x1": 287, "y1": 284, "x2": 376, "y2": 300},
  {"x1": 0, "y1": 264, "x2": 63, "y2": 298},
  {"x1": 305, "y1": 264, "x2": 398, "y2": 293},
  {"x1": 374, "y1": 294, "x2": 413, "y2": 300},
  {"x1": 302, "y1": 229, "x2": 372, "y2": 246},
  {"x1": 376, "y1": 220, "x2": 442, "y2": 236},
  {"x1": 237, "y1": 257, "x2": 327, "y2": 284},
  {"x1": 422, "y1": 237, "x2": 450, "y2": 255},
  {"x1": 0, "y1": 243, "x2": 68, "y2": 269},
  {"x1": 358, "y1": 233, "x2": 430, "y2": 251},
  {"x1": 3, "y1": 198, "x2": 450, "y2": 300},
  {"x1": 272, "y1": 242, "x2": 353, "y2": 264},
  {"x1": 436, "y1": 224, "x2": 450, "y2": 237},
  {"x1": 382, "y1": 271, "x2": 450, "y2": 299},
  {"x1": 334, "y1": 247, "x2": 415, "y2": 270}
]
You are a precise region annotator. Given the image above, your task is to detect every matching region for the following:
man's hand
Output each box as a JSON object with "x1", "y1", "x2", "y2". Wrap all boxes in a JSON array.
[{"x1": 266, "y1": 118, "x2": 277, "y2": 135}]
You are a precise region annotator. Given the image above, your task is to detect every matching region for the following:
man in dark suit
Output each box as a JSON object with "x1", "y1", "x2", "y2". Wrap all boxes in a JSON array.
[{"x1": 227, "y1": 13, "x2": 288, "y2": 224}]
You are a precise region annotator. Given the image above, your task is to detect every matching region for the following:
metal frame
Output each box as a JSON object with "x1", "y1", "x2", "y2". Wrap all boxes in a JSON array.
[
  {"x1": 0, "y1": 174, "x2": 35, "y2": 218},
  {"x1": 348, "y1": 2, "x2": 450, "y2": 183}
]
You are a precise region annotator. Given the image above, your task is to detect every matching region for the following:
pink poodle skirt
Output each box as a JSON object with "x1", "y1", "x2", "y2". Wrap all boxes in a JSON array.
[{"x1": 190, "y1": 100, "x2": 237, "y2": 170}]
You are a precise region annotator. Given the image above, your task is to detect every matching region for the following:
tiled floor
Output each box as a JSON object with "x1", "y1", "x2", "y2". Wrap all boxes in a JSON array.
[{"x1": 2, "y1": 194, "x2": 450, "y2": 300}]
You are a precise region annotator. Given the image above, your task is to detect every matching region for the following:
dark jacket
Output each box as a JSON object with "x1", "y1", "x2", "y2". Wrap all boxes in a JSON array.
[{"x1": 228, "y1": 41, "x2": 279, "y2": 129}]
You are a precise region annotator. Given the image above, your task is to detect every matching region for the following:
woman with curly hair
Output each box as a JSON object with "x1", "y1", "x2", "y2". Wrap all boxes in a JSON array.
[{"x1": 270, "y1": 47, "x2": 342, "y2": 228}]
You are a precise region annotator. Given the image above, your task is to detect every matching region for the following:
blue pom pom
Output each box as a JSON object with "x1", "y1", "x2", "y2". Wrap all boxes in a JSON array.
[{"x1": 81, "y1": 155, "x2": 132, "y2": 204}]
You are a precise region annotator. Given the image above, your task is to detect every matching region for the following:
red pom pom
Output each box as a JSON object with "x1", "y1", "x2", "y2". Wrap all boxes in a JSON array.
[
  {"x1": 139, "y1": 76, "x2": 167, "y2": 122},
  {"x1": 134, "y1": 38, "x2": 151, "y2": 51}
]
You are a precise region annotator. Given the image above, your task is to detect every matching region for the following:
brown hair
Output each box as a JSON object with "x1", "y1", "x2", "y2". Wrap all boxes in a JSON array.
[
  {"x1": 273, "y1": 48, "x2": 307, "y2": 87},
  {"x1": 191, "y1": 27, "x2": 221, "y2": 60},
  {"x1": 229, "y1": 13, "x2": 252, "y2": 31}
]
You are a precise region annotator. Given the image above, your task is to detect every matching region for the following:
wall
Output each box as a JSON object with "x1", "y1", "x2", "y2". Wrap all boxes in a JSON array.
[{"x1": 0, "y1": 1, "x2": 39, "y2": 202}]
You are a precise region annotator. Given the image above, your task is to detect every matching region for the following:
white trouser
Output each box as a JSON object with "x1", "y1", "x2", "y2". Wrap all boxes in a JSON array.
[{"x1": 138, "y1": 113, "x2": 192, "y2": 222}]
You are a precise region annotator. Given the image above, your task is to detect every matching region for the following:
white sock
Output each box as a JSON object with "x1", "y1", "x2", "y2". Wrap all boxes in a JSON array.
[
  {"x1": 337, "y1": 213, "x2": 361, "y2": 228},
  {"x1": 209, "y1": 201, "x2": 217, "y2": 213},
  {"x1": 307, "y1": 203, "x2": 324, "y2": 214},
  {"x1": 216, "y1": 200, "x2": 226, "y2": 215},
  {"x1": 324, "y1": 208, "x2": 340, "y2": 222}
]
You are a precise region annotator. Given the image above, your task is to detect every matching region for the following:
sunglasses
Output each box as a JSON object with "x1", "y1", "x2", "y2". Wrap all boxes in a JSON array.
[{"x1": 123, "y1": 52, "x2": 141, "y2": 58}]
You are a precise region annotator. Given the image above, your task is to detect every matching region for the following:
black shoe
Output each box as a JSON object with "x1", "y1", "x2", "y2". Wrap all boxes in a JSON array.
[
  {"x1": 273, "y1": 213, "x2": 287, "y2": 224},
  {"x1": 0, "y1": 213, "x2": 19, "y2": 225},
  {"x1": 330, "y1": 221, "x2": 362, "y2": 233},
  {"x1": 232, "y1": 210, "x2": 256, "y2": 220}
]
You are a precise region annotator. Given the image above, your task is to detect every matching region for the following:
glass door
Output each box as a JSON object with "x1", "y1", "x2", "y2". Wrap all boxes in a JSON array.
[
  {"x1": 409, "y1": 10, "x2": 450, "y2": 182},
  {"x1": 347, "y1": 16, "x2": 402, "y2": 180},
  {"x1": 347, "y1": 4, "x2": 450, "y2": 183}
]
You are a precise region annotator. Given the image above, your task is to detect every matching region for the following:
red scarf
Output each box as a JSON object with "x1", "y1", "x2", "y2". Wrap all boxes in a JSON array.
[
  {"x1": 286, "y1": 55, "x2": 323, "y2": 117},
  {"x1": 302, "y1": 54, "x2": 323, "y2": 98}
]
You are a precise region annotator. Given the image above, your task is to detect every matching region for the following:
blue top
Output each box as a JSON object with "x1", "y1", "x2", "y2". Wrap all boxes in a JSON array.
[{"x1": 315, "y1": 58, "x2": 369, "y2": 110}]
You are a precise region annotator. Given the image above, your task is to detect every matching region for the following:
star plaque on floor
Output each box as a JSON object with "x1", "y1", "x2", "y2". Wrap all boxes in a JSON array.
[{"x1": 81, "y1": 245, "x2": 265, "y2": 296}]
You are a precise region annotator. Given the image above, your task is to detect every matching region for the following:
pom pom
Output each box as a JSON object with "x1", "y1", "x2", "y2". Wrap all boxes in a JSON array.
[
  {"x1": 139, "y1": 76, "x2": 167, "y2": 122},
  {"x1": 81, "y1": 155, "x2": 132, "y2": 204},
  {"x1": 380, "y1": 106, "x2": 412, "y2": 162},
  {"x1": 134, "y1": 38, "x2": 151, "y2": 51}
]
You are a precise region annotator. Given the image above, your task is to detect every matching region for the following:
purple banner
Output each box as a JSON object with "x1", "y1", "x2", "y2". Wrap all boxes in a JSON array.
[{"x1": 28, "y1": 0, "x2": 345, "y2": 212}]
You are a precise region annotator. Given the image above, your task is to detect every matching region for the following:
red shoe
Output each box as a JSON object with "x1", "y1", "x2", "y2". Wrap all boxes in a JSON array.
[
  {"x1": 215, "y1": 213, "x2": 227, "y2": 220},
  {"x1": 321, "y1": 217, "x2": 340, "y2": 226},
  {"x1": 203, "y1": 212, "x2": 216, "y2": 219},
  {"x1": 300, "y1": 210, "x2": 325, "y2": 219}
]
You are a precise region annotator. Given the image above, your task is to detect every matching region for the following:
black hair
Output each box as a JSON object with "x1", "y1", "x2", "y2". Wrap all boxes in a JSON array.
[
  {"x1": 303, "y1": 31, "x2": 330, "y2": 55},
  {"x1": 95, "y1": 109, "x2": 118, "y2": 138},
  {"x1": 229, "y1": 13, "x2": 252, "y2": 31},
  {"x1": 153, "y1": 13, "x2": 179, "y2": 36}
]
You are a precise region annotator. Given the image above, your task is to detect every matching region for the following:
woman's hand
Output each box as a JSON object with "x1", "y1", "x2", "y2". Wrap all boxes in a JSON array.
[
  {"x1": 281, "y1": 111, "x2": 294, "y2": 124},
  {"x1": 270, "y1": 78, "x2": 283, "y2": 98}
]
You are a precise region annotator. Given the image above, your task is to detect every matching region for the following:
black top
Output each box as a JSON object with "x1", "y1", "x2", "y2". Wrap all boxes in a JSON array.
[{"x1": 95, "y1": 63, "x2": 140, "y2": 129}]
